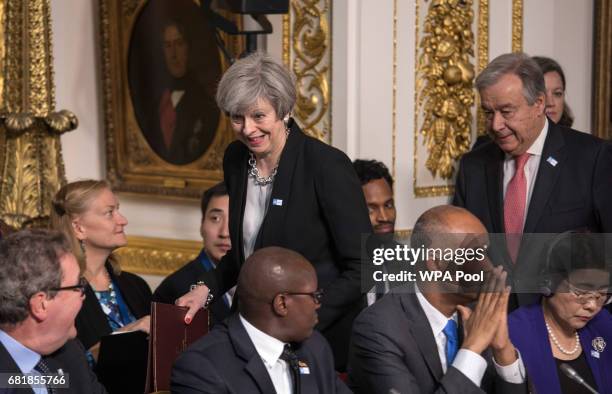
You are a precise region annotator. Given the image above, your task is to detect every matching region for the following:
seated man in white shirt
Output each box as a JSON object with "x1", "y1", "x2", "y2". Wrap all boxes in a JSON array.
[
  {"x1": 171, "y1": 246, "x2": 351, "y2": 394},
  {"x1": 348, "y1": 205, "x2": 527, "y2": 394},
  {"x1": 0, "y1": 230, "x2": 106, "y2": 394}
]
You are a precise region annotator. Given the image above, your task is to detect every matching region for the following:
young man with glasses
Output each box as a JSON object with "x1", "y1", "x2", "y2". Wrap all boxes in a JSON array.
[
  {"x1": 171, "y1": 246, "x2": 351, "y2": 393},
  {"x1": 0, "y1": 229, "x2": 106, "y2": 393}
]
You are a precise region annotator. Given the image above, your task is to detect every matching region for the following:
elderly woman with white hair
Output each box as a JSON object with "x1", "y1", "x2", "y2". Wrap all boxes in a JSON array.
[{"x1": 178, "y1": 52, "x2": 371, "y2": 370}]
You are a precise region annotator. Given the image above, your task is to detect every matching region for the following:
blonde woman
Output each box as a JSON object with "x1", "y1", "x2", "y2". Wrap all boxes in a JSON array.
[{"x1": 51, "y1": 180, "x2": 151, "y2": 362}]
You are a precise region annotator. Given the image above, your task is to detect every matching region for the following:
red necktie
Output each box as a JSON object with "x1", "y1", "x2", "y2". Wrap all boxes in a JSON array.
[
  {"x1": 504, "y1": 153, "x2": 531, "y2": 263},
  {"x1": 159, "y1": 89, "x2": 176, "y2": 150}
]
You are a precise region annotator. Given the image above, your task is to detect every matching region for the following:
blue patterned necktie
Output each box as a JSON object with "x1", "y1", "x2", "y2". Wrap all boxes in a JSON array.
[
  {"x1": 443, "y1": 319, "x2": 459, "y2": 366},
  {"x1": 34, "y1": 357, "x2": 55, "y2": 394}
]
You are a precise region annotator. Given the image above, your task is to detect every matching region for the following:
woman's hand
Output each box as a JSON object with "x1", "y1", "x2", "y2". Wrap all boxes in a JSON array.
[
  {"x1": 176, "y1": 285, "x2": 210, "y2": 324},
  {"x1": 116, "y1": 315, "x2": 151, "y2": 334}
]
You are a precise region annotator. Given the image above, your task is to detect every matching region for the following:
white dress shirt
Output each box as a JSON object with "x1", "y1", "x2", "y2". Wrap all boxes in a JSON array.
[
  {"x1": 415, "y1": 287, "x2": 525, "y2": 385},
  {"x1": 243, "y1": 177, "x2": 273, "y2": 259},
  {"x1": 502, "y1": 118, "x2": 549, "y2": 230},
  {"x1": 240, "y1": 315, "x2": 293, "y2": 394}
]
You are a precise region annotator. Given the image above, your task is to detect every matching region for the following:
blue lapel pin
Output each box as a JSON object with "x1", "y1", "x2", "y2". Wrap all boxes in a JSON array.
[
  {"x1": 546, "y1": 156, "x2": 558, "y2": 167},
  {"x1": 272, "y1": 198, "x2": 283, "y2": 206}
]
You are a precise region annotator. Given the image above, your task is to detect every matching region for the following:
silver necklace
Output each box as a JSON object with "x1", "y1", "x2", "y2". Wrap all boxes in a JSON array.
[
  {"x1": 545, "y1": 320, "x2": 580, "y2": 355},
  {"x1": 247, "y1": 126, "x2": 290, "y2": 186},
  {"x1": 248, "y1": 154, "x2": 278, "y2": 186}
]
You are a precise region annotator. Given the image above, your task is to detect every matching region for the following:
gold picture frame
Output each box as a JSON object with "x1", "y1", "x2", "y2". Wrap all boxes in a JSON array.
[
  {"x1": 99, "y1": 0, "x2": 242, "y2": 199},
  {"x1": 593, "y1": 0, "x2": 611, "y2": 140}
]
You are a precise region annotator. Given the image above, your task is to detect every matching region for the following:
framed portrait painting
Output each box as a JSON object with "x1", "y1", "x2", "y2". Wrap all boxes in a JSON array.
[{"x1": 100, "y1": 0, "x2": 242, "y2": 198}]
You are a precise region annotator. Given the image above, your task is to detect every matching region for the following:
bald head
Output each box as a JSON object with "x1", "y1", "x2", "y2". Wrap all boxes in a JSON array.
[
  {"x1": 238, "y1": 247, "x2": 315, "y2": 315},
  {"x1": 413, "y1": 205, "x2": 486, "y2": 238}
]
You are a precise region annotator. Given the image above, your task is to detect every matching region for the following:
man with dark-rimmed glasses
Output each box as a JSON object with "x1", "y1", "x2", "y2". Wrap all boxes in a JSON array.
[
  {"x1": 0, "y1": 229, "x2": 106, "y2": 394},
  {"x1": 172, "y1": 246, "x2": 351, "y2": 393}
]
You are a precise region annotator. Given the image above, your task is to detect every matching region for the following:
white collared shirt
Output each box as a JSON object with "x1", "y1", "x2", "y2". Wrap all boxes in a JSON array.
[
  {"x1": 415, "y1": 287, "x2": 525, "y2": 385},
  {"x1": 240, "y1": 314, "x2": 293, "y2": 394},
  {"x1": 502, "y1": 118, "x2": 549, "y2": 230}
]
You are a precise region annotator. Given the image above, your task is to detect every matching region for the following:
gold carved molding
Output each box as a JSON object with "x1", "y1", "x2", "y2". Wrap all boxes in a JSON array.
[
  {"x1": 593, "y1": 0, "x2": 611, "y2": 140},
  {"x1": 511, "y1": 0, "x2": 523, "y2": 52},
  {"x1": 0, "y1": 0, "x2": 75, "y2": 228},
  {"x1": 413, "y1": 0, "x2": 488, "y2": 198},
  {"x1": 117, "y1": 235, "x2": 202, "y2": 276},
  {"x1": 476, "y1": 0, "x2": 488, "y2": 136},
  {"x1": 282, "y1": 0, "x2": 331, "y2": 143}
]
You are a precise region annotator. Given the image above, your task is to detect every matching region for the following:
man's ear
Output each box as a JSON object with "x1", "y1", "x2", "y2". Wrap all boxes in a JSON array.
[
  {"x1": 29, "y1": 292, "x2": 49, "y2": 322},
  {"x1": 271, "y1": 293, "x2": 289, "y2": 317},
  {"x1": 534, "y1": 92, "x2": 546, "y2": 115}
]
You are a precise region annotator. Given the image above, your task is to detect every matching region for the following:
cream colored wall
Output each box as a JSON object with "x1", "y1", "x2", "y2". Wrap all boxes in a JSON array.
[{"x1": 51, "y1": 0, "x2": 594, "y2": 289}]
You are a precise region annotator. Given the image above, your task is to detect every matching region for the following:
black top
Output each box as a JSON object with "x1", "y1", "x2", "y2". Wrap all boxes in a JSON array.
[
  {"x1": 555, "y1": 352, "x2": 597, "y2": 394},
  {"x1": 76, "y1": 262, "x2": 152, "y2": 349}
]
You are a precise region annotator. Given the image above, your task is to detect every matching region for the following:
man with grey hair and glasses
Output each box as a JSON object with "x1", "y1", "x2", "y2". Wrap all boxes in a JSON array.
[
  {"x1": 453, "y1": 52, "x2": 612, "y2": 305},
  {"x1": 0, "y1": 230, "x2": 106, "y2": 393}
]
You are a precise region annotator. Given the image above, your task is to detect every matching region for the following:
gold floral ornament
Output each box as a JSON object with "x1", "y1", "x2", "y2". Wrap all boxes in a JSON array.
[
  {"x1": 288, "y1": 0, "x2": 331, "y2": 142},
  {"x1": 417, "y1": 0, "x2": 475, "y2": 179}
]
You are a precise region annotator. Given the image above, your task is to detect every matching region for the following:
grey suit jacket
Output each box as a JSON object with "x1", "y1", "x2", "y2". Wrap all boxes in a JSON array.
[
  {"x1": 171, "y1": 314, "x2": 352, "y2": 394},
  {"x1": 347, "y1": 288, "x2": 526, "y2": 394}
]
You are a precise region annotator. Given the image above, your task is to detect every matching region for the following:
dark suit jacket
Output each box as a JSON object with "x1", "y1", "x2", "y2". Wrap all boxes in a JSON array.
[
  {"x1": 76, "y1": 264, "x2": 152, "y2": 350},
  {"x1": 152, "y1": 253, "x2": 231, "y2": 326},
  {"x1": 0, "y1": 339, "x2": 106, "y2": 394},
  {"x1": 453, "y1": 122, "x2": 612, "y2": 303},
  {"x1": 171, "y1": 314, "x2": 352, "y2": 394},
  {"x1": 147, "y1": 80, "x2": 218, "y2": 165},
  {"x1": 348, "y1": 288, "x2": 527, "y2": 394},
  {"x1": 197, "y1": 120, "x2": 372, "y2": 370}
]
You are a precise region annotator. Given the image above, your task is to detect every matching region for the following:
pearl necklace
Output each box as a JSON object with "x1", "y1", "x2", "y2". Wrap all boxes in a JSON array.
[{"x1": 545, "y1": 320, "x2": 580, "y2": 355}]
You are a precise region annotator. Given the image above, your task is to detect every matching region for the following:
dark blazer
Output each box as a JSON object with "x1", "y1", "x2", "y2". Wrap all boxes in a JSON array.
[
  {"x1": 454, "y1": 122, "x2": 612, "y2": 303},
  {"x1": 152, "y1": 252, "x2": 231, "y2": 326},
  {"x1": 171, "y1": 314, "x2": 352, "y2": 394},
  {"x1": 197, "y1": 120, "x2": 372, "y2": 370},
  {"x1": 348, "y1": 288, "x2": 527, "y2": 394},
  {"x1": 0, "y1": 339, "x2": 107, "y2": 394},
  {"x1": 146, "y1": 80, "x2": 218, "y2": 165},
  {"x1": 76, "y1": 264, "x2": 152, "y2": 350},
  {"x1": 509, "y1": 303, "x2": 612, "y2": 394}
]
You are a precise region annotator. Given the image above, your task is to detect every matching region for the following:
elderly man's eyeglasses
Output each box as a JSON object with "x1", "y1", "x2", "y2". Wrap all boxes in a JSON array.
[
  {"x1": 50, "y1": 277, "x2": 87, "y2": 296},
  {"x1": 282, "y1": 289, "x2": 324, "y2": 304},
  {"x1": 567, "y1": 283, "x2": 609, "y2": 305}
]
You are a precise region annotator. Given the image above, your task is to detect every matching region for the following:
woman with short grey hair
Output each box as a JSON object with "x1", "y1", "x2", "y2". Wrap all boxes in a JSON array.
[{"x1": 178, "y1": 51, "x2": 372, "y2": 370}]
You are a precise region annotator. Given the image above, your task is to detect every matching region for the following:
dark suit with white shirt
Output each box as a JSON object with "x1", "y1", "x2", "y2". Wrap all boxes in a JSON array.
[
  {"x1": 171, "y1": 314, "x2": 351, "y2": 394},
  {"x1": 453, "y1": 122, "x2": 612, "y2": 304},
  {"x1": 347, "y1": 287, "x2": 527, "y2": 394}
]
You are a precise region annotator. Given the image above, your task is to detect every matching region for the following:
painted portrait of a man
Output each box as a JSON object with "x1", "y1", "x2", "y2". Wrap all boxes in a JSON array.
[{"x1": 128, "y1": 0, "x2": 221, "y2": 165}]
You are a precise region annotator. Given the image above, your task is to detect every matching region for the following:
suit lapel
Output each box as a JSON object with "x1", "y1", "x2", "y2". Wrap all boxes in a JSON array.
[
  {"x1": 523, "y1": 124, "x2": 565, "y2": 234},
  {"x1": 255, "y1": 121, "x2": 303, "y2": 248},
  {"x1": 231, "y1": 146, "x2": 249, "y2": 264},
  {"x1": 485, "y1": 149, "x2": 505, "y2": 234},
  {"x1": 294, "y1": 347, "x2": 318, "y2": 394},
  {"x1": 228, "y1": 316, "x2": 277, "y2": 394},
  {"x1": 0, "y1": 342, "x2": 35, "y2": 394},
  {"x1": 401, "y1": 292, "x2": 444, "y2": 382}
]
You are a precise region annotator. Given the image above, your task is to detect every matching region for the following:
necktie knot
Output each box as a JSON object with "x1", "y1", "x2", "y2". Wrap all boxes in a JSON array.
[
  {"x1": 443, "y1": 319, "x2": 459, "y2": 365},
  {"x1": 280, "y1": 344, "x2": 299, "y2": 369},
  {"x1": 514, "y1": 153, "x2": 531, "y2": 172}
]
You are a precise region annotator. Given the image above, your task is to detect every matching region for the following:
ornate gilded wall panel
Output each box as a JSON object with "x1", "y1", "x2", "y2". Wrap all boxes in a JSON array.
[
  {"x1": 511, "y1": 0, "x2": 523, "y2": 52},
  {"x1": 118, "y1": 235, "x2": 201, "y2": 276},
  {"x1": 283, "y1": 0, "x2": 331, "y2": 143},
  {"x1": 0, "y1": 0, "x2": 75, "y2": 229},
  {"x1": 413, "y1": 0, "x2": 488, "y2": 197}
]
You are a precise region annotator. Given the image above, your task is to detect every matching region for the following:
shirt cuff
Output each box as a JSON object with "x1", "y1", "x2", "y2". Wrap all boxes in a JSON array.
[
  {"x1": 492, "y1": 349, "x2": 526, "y2": 384},
  {"x1": 452, "y1": 349, "x2": 487, "y2": 386}
]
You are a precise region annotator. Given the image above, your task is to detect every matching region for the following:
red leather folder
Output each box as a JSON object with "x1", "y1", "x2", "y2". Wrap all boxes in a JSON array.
[{"x1": 145, "y1": 302, "x2": 209, "y2": 393}]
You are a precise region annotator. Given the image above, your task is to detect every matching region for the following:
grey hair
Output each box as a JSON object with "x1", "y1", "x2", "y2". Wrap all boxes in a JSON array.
[
  {"x1": 0, "y1": 229, "x2": 72, "y2": 326},
  {"x1": 475, "y1": 52, "x2": 545, "y2": 105},
  {"x1": 216, "y1": 52, "x2": 296, "y2": 119}
]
